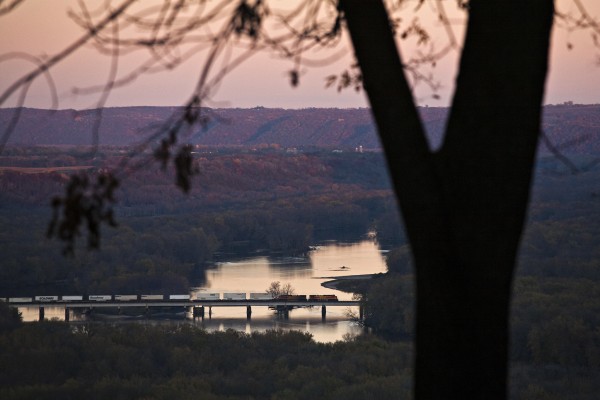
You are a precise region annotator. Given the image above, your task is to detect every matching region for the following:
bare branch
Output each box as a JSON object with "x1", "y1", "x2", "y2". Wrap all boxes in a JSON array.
[
  {"x1": 0, "y1": 0, "x2": 136, "y2": 107},
  {"x1": 0, "y1": 52, "x2": 58, "y2": 153},
  {"x1": 0, "y1": 0, "x2": 24, "y2": 16}
]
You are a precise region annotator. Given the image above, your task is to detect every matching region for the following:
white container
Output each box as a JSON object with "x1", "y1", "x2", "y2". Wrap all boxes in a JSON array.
[
  {"x1": 195, "y1": 293, "x2": 220, "y2": 300},
  {"x1": 141, "y1": 294, "x2": 164, "y2": 301},
  {"x1": 61, "y1": 296, "x2": 83, "y2": 301},
  {"x1": 114, "y1": 295, "x2": 138, "y2": 301},
  {"x1": 223, "y1": 292, "x2": 246, "y2": 300},
  {"x1": 9, "y1": 297, "x2": 32, "y2": 303},
  {"x1": 88, "y1": 295, "x2": 112, "y2": 301},
  {"x1": 34, "y1": 296, "x2": 58, "y2": 302},
  {"x1": 249, "y1": 293, "x2": 272, "y2": 300},
  {"x1": 168, "y1": 294, "x2": 190, "y2": 300}
]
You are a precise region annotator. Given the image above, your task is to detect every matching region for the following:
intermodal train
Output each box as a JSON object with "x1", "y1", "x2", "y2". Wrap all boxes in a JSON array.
[
  {"x1": 2, "y1": 293, "x2": 338, "y2": 303},
  {"x1": 275, "y1": 295, "x2": 338, "y2": 302},
  {"x1": 3, "y1": 295, "x2": 191, "y2": 303}
]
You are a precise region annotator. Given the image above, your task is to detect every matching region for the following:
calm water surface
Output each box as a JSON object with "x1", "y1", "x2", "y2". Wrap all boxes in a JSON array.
[
  {"x1": 194, "y1": 240, "x2": 387, "y2": 342},
  {"x1": 20, "y1": 240, "x2": 388, "y2": 343}
]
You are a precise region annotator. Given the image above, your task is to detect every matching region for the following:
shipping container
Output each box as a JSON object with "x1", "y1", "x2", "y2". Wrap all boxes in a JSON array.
[
  {"x1": 88, "y1": 295, "x2": 112, "y2": 301},
  {"x1": 61, "y1": 296, "x2": 83, "y2": 301},
  {"x1": 223, "y1": 292, "x2": 246, "y2": 300},
  {"x1": 249, "y1": 293, "x2": 272, "y2": 300},
  {"x1": 34, "y1": 295, "x2": 59, "y2": 302},
  {"x1": 114, "y1": 295, "x2": 138, "y2": 301},
  {"x1": 8, "y1": 297, "x2": 32, "y2": 303},
  {"x1": 168, "y1": 294, "x2": 190, "y2": 300},
  {"x1": 141, "y1": 294, "x2": 164, "y2": 301},
  {"x1": 195, "y1": 293, "x2": 220, "y2": 300}
]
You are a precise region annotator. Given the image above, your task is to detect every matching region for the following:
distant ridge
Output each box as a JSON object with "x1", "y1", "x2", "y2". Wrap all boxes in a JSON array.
[{"x1": 1, "y1": 105, "x2": 599, "y2": 154}]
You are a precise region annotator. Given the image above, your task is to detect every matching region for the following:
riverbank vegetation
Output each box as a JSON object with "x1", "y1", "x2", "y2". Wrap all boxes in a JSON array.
[{"x1": 0, "y1": 311, "x2": 413, "y2": 400}]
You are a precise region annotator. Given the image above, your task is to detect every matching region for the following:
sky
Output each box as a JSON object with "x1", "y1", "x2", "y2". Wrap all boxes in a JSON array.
[{"x1": 0, "y1": 0, "x2": 599, "y2": 110}]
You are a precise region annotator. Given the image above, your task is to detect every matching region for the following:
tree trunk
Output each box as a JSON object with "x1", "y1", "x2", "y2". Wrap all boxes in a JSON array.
[{"x1": 340, "y1": 0, "x2": 554, "y2": 398}]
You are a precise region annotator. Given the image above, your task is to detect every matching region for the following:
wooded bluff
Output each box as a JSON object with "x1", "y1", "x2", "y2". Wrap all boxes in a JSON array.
[{"x1": 1, "y1": 105, "x2": 599, "y2": 154}]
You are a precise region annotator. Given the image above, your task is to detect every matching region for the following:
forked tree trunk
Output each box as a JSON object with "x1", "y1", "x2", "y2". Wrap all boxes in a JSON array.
[{"x1": 340, "y1": 0, "x2": 554, "y2": 398}]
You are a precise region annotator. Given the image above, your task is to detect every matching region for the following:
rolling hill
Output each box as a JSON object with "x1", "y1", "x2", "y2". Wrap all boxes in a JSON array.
[{"x1": 1, "y1": 105, "x2": 599, "y2": 154}]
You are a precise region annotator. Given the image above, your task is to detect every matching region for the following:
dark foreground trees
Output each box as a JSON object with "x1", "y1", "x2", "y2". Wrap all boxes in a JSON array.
[{"x1": 0, "y1": 321, "x2": 413, "y2": 400}]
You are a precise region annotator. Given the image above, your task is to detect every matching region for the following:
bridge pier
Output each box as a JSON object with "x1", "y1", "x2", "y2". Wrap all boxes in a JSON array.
[
  {"x1": 321, "y1": 305, "x2": 326, "y2": 320},
  {"x1": 193, "y1": 306, "x2": 205, "y2": 319},
  {"x1": 38, "y1": 306, "x2": 45, "y2": 321},
  {"x1": 64, "y1": 307, "x2": 70, "y2": 322},
  {"x1": 246, "y1": 306, "x2": 252, "y2": 320},
  {"x1": 209, "y1": 306, "x2": 212, "y2": 319},
  {"x1": 359, "y1": 305, "x2": 364, "y2": 321}
]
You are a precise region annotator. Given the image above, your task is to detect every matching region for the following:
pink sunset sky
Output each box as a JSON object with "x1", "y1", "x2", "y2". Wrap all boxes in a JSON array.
[{"x1": 0, "y1": 0, "x2": 599, "y2": 110}]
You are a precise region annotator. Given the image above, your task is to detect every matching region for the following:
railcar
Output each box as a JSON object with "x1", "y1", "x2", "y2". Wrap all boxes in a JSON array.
[
  {"x1": 168, "y1": 294, "x2": 190, "y2": 300},
  {"x1": 61, "y1": 296, "x2": 83, "y2": 301},
  {"x1": 223, "y1": 292, "x2": 246, "y2": 300},
  {"x1": 309, "y1": 295, "x2": 338, "y2": 302},
  {"x1": 141, "y1": 294, "x2": 164, "y2": 301},
  {"x1": 275, "y1": 295, "x2": 307, "y2": 301},
  {"x1": 8, "y1": 297, "x2": 33, "y2": 303},
  {"x1": 195, "y1": 293, "x2": 220, "y2": 300},
  {"x1": 88, "y1": 295, "x2": 112, "y2": 302},
  {"x1": 249, "y1": 293, "x2": 272, "y2": 300},
  {"x1": 34, "y1": 296, "x2": 59, "y2": 302},
  {"x1": 114, "y1": 295, "x2": 138, "y2": 301}
]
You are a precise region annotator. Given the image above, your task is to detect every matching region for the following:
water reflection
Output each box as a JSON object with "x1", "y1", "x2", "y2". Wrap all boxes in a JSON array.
[
  {"x1": 193, "y1": 240, "x2": 386, "y2": 341},
  {"x1": 18, "y1": 306, "x2": 86, "y2": 322},
  {"x1": 200, "y1": 240, "x2": 387, "y2": 300},
  {"x1": 192, "y1": 310, "x2": 363, "y2": 343},
  {"x1": 205, "y1": 256, "x2": 313, "y2": 291},
  {"x1": 17, "y1": 240, "x2": 386, "y2": 343}
]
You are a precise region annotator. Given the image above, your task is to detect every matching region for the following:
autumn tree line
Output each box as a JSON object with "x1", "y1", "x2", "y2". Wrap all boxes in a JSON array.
[{"x1": 0, "y1": 147, "x2": 401, "y2": 295}]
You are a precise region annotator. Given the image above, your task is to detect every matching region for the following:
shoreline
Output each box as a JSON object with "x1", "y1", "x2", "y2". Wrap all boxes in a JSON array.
[{"x1": 320, "y1": 273, "x2": 381, "y2": 291}]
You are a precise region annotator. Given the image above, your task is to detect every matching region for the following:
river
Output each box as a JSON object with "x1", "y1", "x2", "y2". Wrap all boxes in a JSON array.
[{"x1": 19, "y1": 240, "x2": 388, "y2": 342}]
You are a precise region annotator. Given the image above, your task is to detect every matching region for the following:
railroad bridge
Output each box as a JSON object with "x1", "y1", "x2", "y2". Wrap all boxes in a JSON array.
[{"x1": 6, "y1": 298, "x2": 363, "y2": 321}]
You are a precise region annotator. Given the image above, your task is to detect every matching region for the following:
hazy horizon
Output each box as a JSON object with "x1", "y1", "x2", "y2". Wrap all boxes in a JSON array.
[{"x1": 1, "y1": 1, "x2": 599, "y2": 111}]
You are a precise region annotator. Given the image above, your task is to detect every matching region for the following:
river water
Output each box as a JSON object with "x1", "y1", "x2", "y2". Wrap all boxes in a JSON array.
[{"x1": 20, "y1": 240, "x2": 388, "y2": 342}]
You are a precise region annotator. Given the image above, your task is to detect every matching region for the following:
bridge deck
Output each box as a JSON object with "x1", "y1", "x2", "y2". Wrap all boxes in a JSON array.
[{"x1": 9, "y1": 300, "x2": 360, "y2": 308}]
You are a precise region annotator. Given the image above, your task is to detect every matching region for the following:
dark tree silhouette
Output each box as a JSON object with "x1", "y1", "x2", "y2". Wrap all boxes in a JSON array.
[
  {"x1": 341, "y1": 1, "x2": 553, "y2": 398},
  {"x1": 1, "y1": 0, "x2": 599, "y2": 399}
]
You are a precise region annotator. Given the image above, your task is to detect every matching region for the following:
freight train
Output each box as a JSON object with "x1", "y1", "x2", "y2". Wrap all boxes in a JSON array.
[{"x1": 2, "y1": 293, "x2": 338, "y2": 303}]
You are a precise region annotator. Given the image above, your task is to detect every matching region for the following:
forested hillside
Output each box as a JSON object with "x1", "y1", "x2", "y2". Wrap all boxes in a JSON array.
[{"x1": 1, "y1": 105, "x2": 599, "y2": 154}]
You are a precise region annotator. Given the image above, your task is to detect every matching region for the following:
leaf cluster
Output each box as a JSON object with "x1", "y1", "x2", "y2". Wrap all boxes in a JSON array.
[{"x1": 47, "y1": 172, "x2": 119, "y2": 256}]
